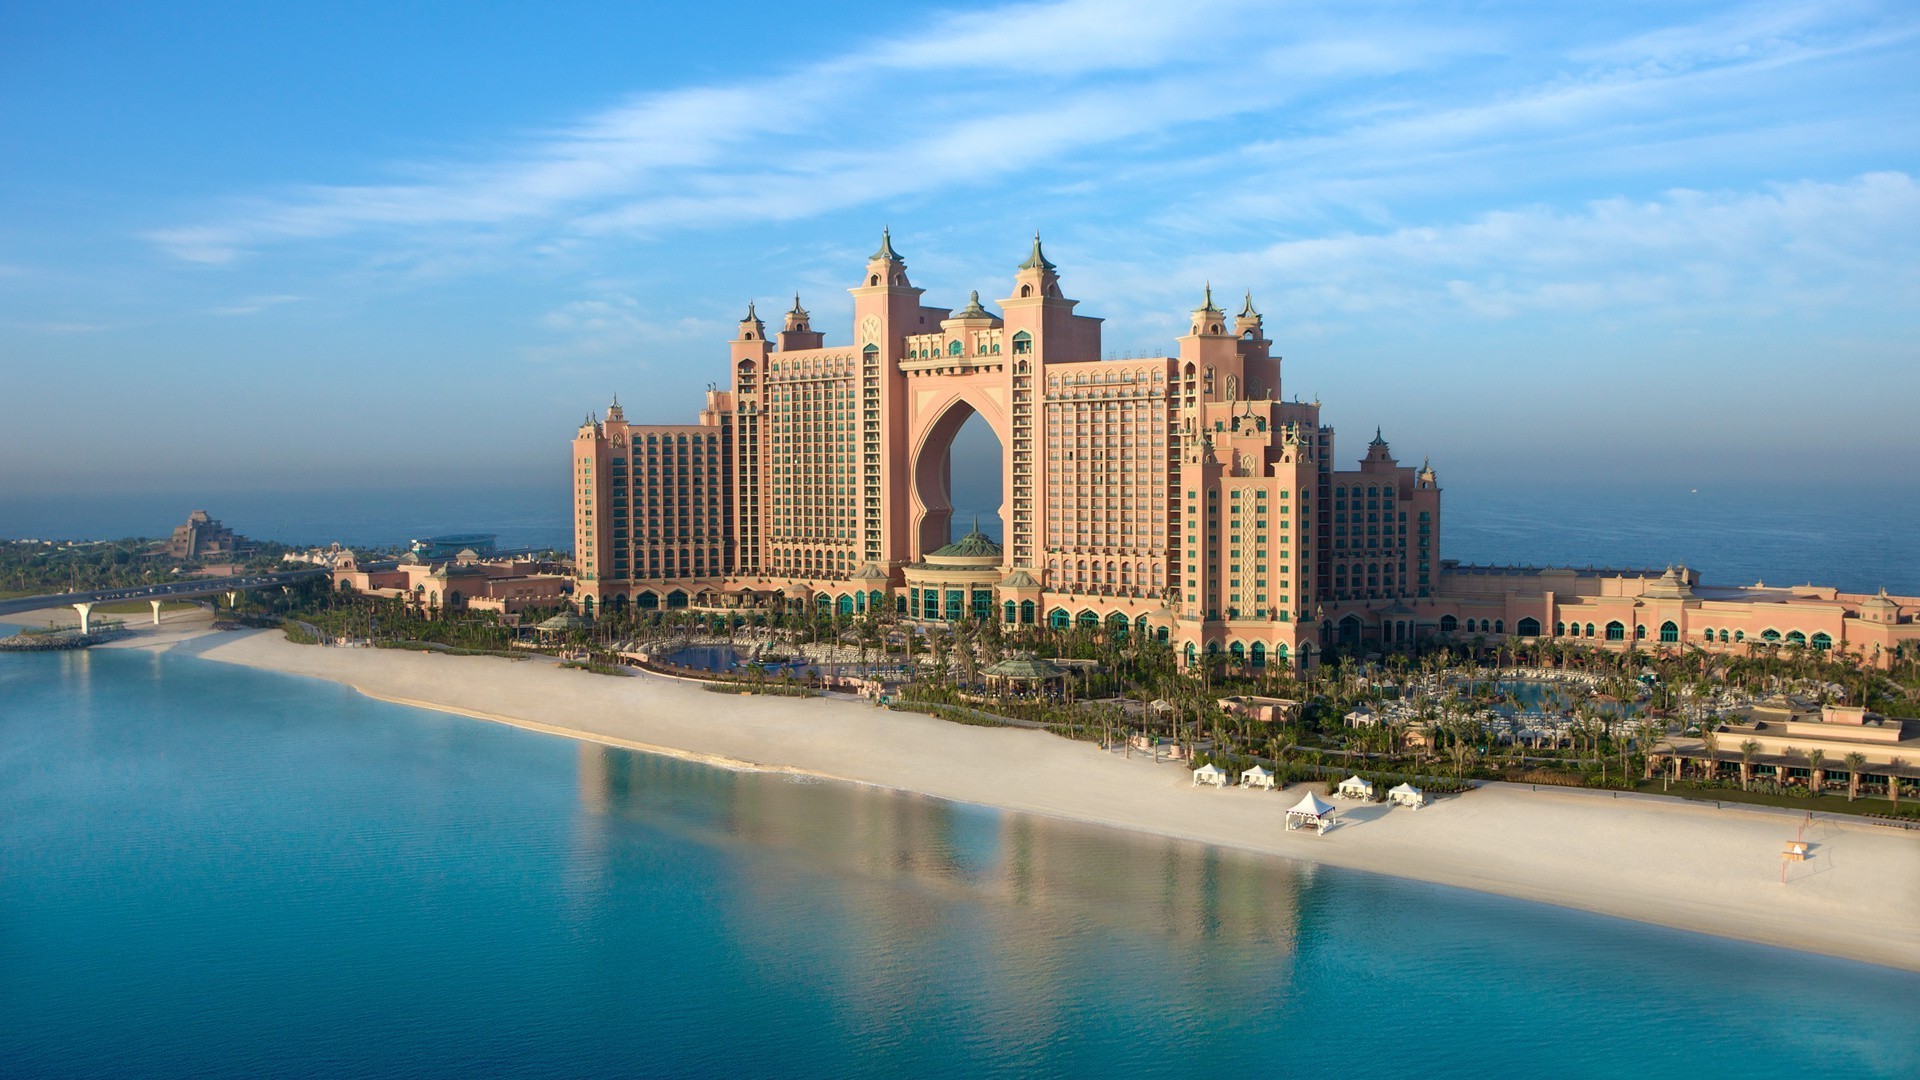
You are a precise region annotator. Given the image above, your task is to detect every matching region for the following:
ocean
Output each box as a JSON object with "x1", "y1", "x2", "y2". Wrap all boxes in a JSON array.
[
  {"x1": 6, "y1": 479, "x2": 1911, "y2": 595},
  {"x1": 2, "y1": 645, "x2": 1917, "y2": 1077}
]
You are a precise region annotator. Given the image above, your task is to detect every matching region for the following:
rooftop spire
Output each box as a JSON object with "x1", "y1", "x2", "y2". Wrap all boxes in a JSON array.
[
  {"x1": 954, "y1": 289, "x2": 991, "y2": 318},
  {"x1": 1193, "y1": 282, "x2": 1221, "y2": 313},
  {"x1": 1018, "y1": 231, "x2": 1056, "y2": 272},
  {"x1": 1240, "y1": 289, "x2": 1258, "y2": 318},
  {"x1": 742, "y1": 300, "x2": 758, "y2": 321},
  {"x1": 870, "y1": 226, "x2": 901, "y2": 262},
  {"x1": 790, "y1": 291, "x2": 805, "y2": 315}
]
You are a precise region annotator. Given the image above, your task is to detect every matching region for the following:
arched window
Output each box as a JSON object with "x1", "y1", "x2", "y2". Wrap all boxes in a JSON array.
[
  {"x1": 1078, "y1": 610, "x2": 1099, "y2": 629},
  {"x1": 1012, "y1": 330, "x2": 1032, "y2": 355},
  {"x1": 948, "y1": 339, "x2": 963, "y2": 356},
  {"x1": 1050, "y1": 608, "x2": 1070, "y2": 629},
  {"x1": 1734, "y1": 630, "x2": 1744, "y2": 642},
  {"x1": 1785, "y1": 630, "x2": 1806, "y2": 646},
  {"x1": 1184, "y1": 643, "x2": 1196, "y2": 667},
  {"x1": 1811, "y1": 632, "x2": 1832, "y2": 651},
  {"x1": 1440, "y1": 614, "x2": 1458, "y2": 632},
  {"x1": 869, "y1": 274, "x2": 880, "y2": 286},
  {"x1": 1229, "y1": 641, "x2": 1245, "y2": 664},
  {"x1": 1517, "y1": 617, "x2": 1540, "y2": 636},
  {"x1": 1555, "y1": 621, "x2": 1566, "y2": 636},
  {"x1": 1004, "y1": 601, "x2": 1017, "y2": 624},
  {"x1": 1605, "y1": 621, "x2": 1625, "y2": 641},
  {"x1": 1634, "y1": 624, "x2": 1647, "y2": 639},
  {"x1": 1494, "y1": 619, "x2": 1505, "y2": 634},
  {"x1": 1660, "y1": 620, "x2": 1679, "y2": 643},
  {"x1": 1250, "y1": 642, "x2": 1266, "y2": 668},
  {"x1": 1020, "y1": 599, "x2": 1036, "y2": 624},
  {"x1": 1020, "y1": 284, "x2": 1033, "y2": 297},
  {"x1": 1761, "y1": 629, "x2": 1781, "y2": 643},
  {"x1": 1584, "y1": 623, "x2": 1596, "y2": 637},
  {"x1": 1720, "y1": 629, "x2": 1730, "y2": 643}
]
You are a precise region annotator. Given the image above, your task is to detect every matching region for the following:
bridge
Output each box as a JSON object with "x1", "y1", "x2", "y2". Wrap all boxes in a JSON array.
[{"x1": 0, "y1": 568, "x2": 331, "y2": 633}]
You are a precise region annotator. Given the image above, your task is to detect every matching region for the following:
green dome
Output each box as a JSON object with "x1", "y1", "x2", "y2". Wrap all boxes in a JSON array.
[{"x1": 928, "y1": 530, "x2": 1002, "y2": 560}]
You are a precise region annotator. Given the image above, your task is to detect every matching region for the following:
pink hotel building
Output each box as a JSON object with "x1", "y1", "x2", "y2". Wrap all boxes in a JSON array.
[{"x1": 573, "y1": 233, "x2": 1919, "y2": 671}]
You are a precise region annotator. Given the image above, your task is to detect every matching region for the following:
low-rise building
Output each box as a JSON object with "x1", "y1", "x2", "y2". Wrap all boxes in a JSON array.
[{"x1": 332, "y1": 553, "x2": 571, "y2": 616}]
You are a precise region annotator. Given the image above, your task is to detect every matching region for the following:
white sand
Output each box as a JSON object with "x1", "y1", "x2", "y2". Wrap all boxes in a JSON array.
[{"x1": 13, "y1": 609, "x2": 1919, "y2": 970}]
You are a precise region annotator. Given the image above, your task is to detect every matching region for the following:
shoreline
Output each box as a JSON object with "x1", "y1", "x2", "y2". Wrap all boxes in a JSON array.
[{"x1": 12, "y1": 608, "x2": 1920, "y2": 972}]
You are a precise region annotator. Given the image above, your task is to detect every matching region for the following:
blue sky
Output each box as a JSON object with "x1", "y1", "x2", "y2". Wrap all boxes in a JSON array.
[{"x1": 3, "y1": 0, "x2": 1917, "y2": 499}]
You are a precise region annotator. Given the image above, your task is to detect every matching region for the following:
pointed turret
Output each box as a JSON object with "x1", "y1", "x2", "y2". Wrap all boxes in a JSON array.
[
  {"x1": 1018, "y1": 232, "x2": 1056, "y2": 273},
  {"x1": 736, "y1": 301, "x2": 765, "y2": 342},
  {"x1": 1233, "y1": 289, "x2": 1264, "y2": 338},
  {"x1": 1361, "y1": 427, "x2": 1396, "y2": 469},
  {"x1": 606, "y1": 394, "x2": 624, "y2": 423},
  {"x1": 777, "y1": 292, "x2": 823, "y2": 350},
  {"x1": 863, "y1": 227, "x2": 909, "y2": 288},
  {"x1": 1188, "y1": 283, "x2": 1227, "y2": 336},
  {"x1": 1011, "y1": 231, "x2": 1062, "y2": 301}
]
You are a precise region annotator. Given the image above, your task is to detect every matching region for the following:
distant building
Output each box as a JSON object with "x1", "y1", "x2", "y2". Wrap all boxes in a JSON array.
[
  {"x1": 283, "y1": 543, "x2": 357, "y2": 570},
  {"x1": 1410, "y1": 563, "x2": 1919, "y2": 670},
  {"x1": 409, "y1": 534, "x2": 497, "y2": 560},
  {"x1": 332, "y1": 552, "x2": 570, "y2": 617},
  {"x1": 166, "y1": 510, "x2": 251, "y2": 561}
]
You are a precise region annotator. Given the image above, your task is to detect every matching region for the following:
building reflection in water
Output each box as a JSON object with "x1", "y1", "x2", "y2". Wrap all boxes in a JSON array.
[{"x1": 572, "y1": 742, "x2": 1304, "y2": 1048}]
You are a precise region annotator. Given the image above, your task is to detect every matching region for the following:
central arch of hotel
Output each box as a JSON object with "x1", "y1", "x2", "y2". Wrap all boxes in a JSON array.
[{"x1": 907, "y1": 385, "x2": 1010, "y2": 561}]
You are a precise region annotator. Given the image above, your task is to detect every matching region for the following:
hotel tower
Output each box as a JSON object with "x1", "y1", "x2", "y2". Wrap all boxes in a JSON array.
[{"x1": 573, "y1": 231, "x2": 1441, "y2": 670}]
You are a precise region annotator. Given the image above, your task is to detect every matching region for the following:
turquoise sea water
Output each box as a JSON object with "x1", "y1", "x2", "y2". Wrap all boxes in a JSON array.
[{"x1": 3, "y1": 645, "x2": 1918, "y2": 1078}]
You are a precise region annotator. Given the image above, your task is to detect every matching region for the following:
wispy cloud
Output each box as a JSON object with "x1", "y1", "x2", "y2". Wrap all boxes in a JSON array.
[
  {"x1": 146, "y1": 0, "x2": 1482, "y2": 263},
  {"x1": 528, "y1": 292, "x2": 722, "y2": 365},
  {"x1": 1106, "y1": 172, "x2": 1920, "y2": 330}
]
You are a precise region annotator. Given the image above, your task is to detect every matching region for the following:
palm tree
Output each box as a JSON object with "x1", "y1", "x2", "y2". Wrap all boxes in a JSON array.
[
  {"x1": 1700, "y1": 727, "x2": 1720, "y2": 782},
  {"x1": 1844, "y1": 751, "x2": 1867, "y2": 802},
  {"x1": 1737, "y1": 739, "x2": 1762, "y2": 791},
  {"x1": 1806, "y1": 748, "x2": 1826, "y2": 796}
]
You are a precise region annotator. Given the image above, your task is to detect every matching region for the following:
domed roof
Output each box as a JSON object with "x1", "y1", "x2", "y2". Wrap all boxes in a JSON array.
[{"x1": 928, "y1": 530, "x2": 1002, "y2": 561}]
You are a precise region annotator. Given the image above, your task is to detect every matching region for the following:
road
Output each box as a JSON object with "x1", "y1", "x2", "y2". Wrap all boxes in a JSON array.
[{"x1": 0, "y1": 568, "x2": 330, "y2": 617}]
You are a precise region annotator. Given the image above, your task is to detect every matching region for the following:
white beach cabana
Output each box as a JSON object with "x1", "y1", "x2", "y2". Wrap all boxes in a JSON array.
[
  {"x1": 1285, "y1": 792, "x2": 1337, "y2": 833},
  {"x1": 1192, "y1": 763, "x2": 1229, "y2": 787},
  {"x1": 1388, "y1": 782, "x2": 1426, "y2": 809},
  {"x1": 1240, "y1": 764, "x2": 1276, "y2": 790},
  {"x1": 1336, "y1": 775, "x2": 1375, "y2": 800}
]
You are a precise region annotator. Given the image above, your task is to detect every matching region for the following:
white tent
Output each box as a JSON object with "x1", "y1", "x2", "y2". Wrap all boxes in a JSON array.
[
  {"x1": 1240, "y1": 764, "x2": 1276, "y2": 790},
  {"x1": 1388, "y1": 782, "x2": 1426, "y2": 808},
  {"x1": 1337, "y1": 775, "x2": 1375, "y2": 800},
  {"x1": 1192, "y1": 763, "x2": 1229, "y2": 787},
  {"x1": 1285, "y1": 791, "x2": 1337, "y2": 832}
]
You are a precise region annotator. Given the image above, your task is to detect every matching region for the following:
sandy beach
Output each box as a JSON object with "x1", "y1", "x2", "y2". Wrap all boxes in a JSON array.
[{"x1": 11, "y1": 608, "x2": 1919, "y2": 971}]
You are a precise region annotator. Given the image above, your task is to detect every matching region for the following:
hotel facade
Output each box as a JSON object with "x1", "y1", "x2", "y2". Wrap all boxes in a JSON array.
[{"x1": 573, "y1": 232, "x2": 1918, "y2": 671}]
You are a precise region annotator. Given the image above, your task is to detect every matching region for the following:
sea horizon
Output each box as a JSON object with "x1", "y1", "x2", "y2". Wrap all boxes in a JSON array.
[{"x1": 6, "y1": 477, "x2": 1915, "y2": 596}]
